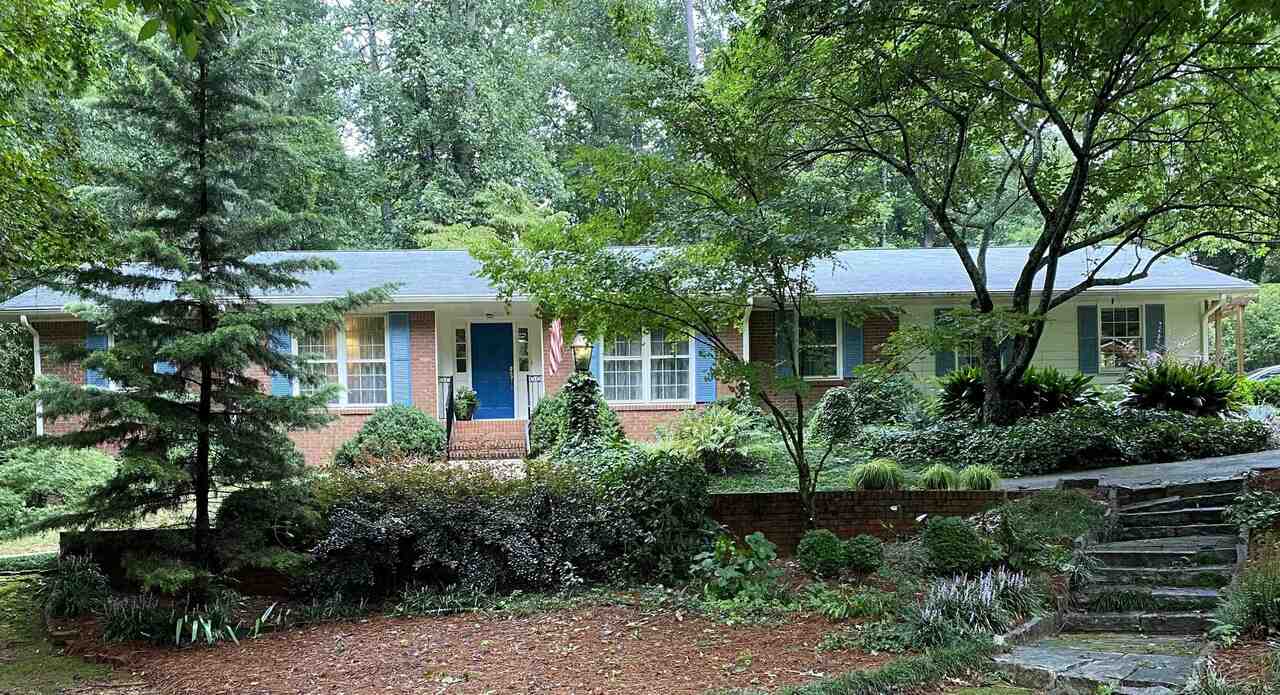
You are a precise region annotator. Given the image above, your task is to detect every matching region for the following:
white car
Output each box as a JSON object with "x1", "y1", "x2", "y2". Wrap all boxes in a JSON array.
[{"x1": 1247, "y1": 365, "x2": 1280, "y2": 381}]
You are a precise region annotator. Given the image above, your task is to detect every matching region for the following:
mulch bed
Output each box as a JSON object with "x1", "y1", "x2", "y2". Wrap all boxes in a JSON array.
[
  {"x1": 80, "y1": 605, "x2": 892, "y2": 694},
  {"x1": 1213, "y1": 639, "x2": 1278, "y2": 685}
]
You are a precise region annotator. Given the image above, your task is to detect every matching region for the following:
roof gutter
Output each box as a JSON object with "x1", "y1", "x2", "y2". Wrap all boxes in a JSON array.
[{"x1": 18, "y1": 315, "x2": 42, "y2": 437}]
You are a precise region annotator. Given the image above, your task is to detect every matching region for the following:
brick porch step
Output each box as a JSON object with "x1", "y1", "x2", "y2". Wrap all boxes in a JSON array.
[{"x1": 448, "y1": 419, "x2": 528, "y2": 460}]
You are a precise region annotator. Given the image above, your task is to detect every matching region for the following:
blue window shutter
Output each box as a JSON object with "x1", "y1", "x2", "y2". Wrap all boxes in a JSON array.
[
  {"x1": 1078, "y1": 305, "x2": 1099, "y2": 374},
  {"x1": 85, "y1": 330, "x2": 109, "y2": 388},
  {"x1": 269, "y1": 328, "x2": 293, "y2": 396},
  {"x1": 589, "y1": 338, "x2": 602, "y2": 380},
  {"x1": 388, "y1": 313, "x2": 412, "y2": 406},
  {"x1": 774, "y1": 310, "x2": 794, "y2": 377},
  {"x1": 154, "y1": 360, "x2": 177, "y2": 375},
  {"x1": 694, "y1": 334, "x2": 717, "y2": 403},
  {"x1": 1144, "y1": 304, "x2": 1165, "y2": 353},
  {"x1": 842, "y1": 320, "x2": 863, "y2": 377},
  {"x1": 934, "y1": 309, "x2": 955, "y2": 377}
]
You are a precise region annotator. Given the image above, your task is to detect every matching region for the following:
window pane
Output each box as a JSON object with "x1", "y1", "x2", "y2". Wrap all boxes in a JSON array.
[
  {"x1": 346, "y1": 362, "x2": 387, "y2": 404},
  {"x1": 649, "y1": 328, "x2": 689, "y2": 357},
  {"x1": 605, "y1": 333, "x2": 643, "y2": 357},
  {"x1": 800, "y1": 317, "x2": 837, "y2": 346},
  {"x1": 301, "y1": 362, "x2": 340, "y2": 404},
  {"x1": 298, "y1": 327, "x2": 337, "y2": 360},
  {"x1": 347, "y1": 316, "x2": 385, "y2": 361},
  {"x1": 455, "y1": 327, "x2": 467, "y2": 373},
  {"x1": 799, "y1": 317, "x2": 838, "y2": 377},
  {"x1": 800, "y1": 346, "x2": 838, "y2": 377},
  {"x1": 651, "y1": 356, "x2": 690, "y2": 400},
  {"x1": 603, "y1": 358, "x2": 643, "y2": 400}
]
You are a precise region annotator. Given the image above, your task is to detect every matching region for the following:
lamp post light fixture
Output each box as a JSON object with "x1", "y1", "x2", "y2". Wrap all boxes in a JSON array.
[{"x1": 571, "y1": 331, "x2": 593, "y2": 373}]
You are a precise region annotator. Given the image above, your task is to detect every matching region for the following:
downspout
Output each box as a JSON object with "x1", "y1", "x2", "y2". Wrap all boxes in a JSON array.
[
  {"x1": 18, "y1": 315, "x2": 43, "y2": 436},
  {"x1": 742, "y1": 298, "x2": 753, "y2": 362}
]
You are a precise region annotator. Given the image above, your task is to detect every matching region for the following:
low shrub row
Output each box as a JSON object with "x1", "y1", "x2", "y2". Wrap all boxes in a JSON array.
[
  {"x1": 861, "y1": 404, "x2": 1269, "y2": 477},
  {"x1": 795, "y1": 529, "x2": 883, "y2": 577}
]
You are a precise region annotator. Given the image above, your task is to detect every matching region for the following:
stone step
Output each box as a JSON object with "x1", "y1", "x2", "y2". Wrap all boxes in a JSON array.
[
  {"x1": 994, "y1": 645, "x2": 1196, "y2": 692},
  {"x1": 1088, "y1": 546, "x2": 1236, "y2": 568},
  {"x1": 1119, "y1": 507, "x2": 1228, "y2": 527},
  {"x1": 1116, "y1": 478, "x2": 1245, "y2": 506},
  {"x1": 1111, "y1": 523, "x2": 1238, "y2": 541},
  {"x1": 1063, "y1": 610, "x2": 1212, "y2": 634},
  {"x1": 1076, "y1": 586, "x2": 1221, "y2": 612},
  {"x1": 1119, "y1": 492, "x2": 1240, "y2": 513},
  {"x1": 1093, "y1": 565, "x2": 1233, "y2": 588}
]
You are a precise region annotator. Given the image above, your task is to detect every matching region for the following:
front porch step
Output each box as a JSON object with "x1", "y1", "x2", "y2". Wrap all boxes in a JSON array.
[
  {"x1": 1119, "y1": 492, "x2": 1240, "y2": 513},
  {"x1": 1062, "y1": 610, "x2": 1212, "y2": 635},
  {"x1": 1093, "y1": 565, "x2": 1234, "y2": 588},
  {"x1": 1111, "y1": 523, "x2": 1238, "y2": 541},
  {"x1": 1075, "y1": 586, "x2": 1221, "y2": 612},
  {"x1": 1119, "y1": 507, "x2": 1228, "y2": 528}
]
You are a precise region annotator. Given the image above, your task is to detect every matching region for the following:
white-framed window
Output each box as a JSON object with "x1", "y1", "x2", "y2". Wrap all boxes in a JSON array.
[
  {"x1": 516, "y1": 327, "x2": 530, "y2": 372},
  {"x1": 295, "y1": 315, "x2": 389, "y2": 406},
  {"x1": 601, "y1": 329, "x2": 693, "y2": 403},
  {"x1": 454, "y1": 328, "x2": 468, "y2": 373},
  {"x1": 1100, "y1": 306, "x2": 1142, "y2": 370},
  {"x1": 798, "y1": 316, "x2": 839, "y2": 379}
]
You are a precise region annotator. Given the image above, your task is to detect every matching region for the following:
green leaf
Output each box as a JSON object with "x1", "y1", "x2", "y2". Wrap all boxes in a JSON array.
[
  {"x1": 137, "y1": 18, "x2": 162, "y2": 41},
  {"x1": 180, "y1": 31, "x2": 199, "y2": 59}
]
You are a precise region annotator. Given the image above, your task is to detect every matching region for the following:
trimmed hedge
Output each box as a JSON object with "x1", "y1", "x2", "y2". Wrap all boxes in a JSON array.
[
  {"x1": 861, "y1": 404, "x2": 1269, "y2": 478},
  {"x1": 332, "y1": 405, "x2": 446, "y2": 467}
]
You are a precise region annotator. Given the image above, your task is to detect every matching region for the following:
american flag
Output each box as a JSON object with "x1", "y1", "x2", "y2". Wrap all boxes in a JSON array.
[{"x1": 548, "y1": 319, "x2": 564, "y2": 375}]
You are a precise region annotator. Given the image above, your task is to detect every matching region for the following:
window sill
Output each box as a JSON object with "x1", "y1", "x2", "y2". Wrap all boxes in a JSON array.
[
  {"x1": 608, "y1": 402, "x2": 698, "y2": 412},
  {"x1": 325, "y1": 405, "x2": 389, "y2": 415}
]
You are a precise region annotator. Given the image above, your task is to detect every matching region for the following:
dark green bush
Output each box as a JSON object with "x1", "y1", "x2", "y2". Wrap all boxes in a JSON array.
[
  {"x1": 796, "y1": 529, "x2": 848, "y2": 577},
  {"x1": 527, "y1": 379, "x2": 622, "y2": 458},
  {"x1": 215, "y1": 479, "x2": 324, "y2": 574},
  {"x1": 0, "y1": 389, "x2": 33, "y2": 451},
  {"x1": 332, "y1": 405, "x2": 446, "y2": 467},
  {"x1": 874, "y1": 404, "x2": 1268, "y2": 478},
  {"x1": 813, "y1": 365, "x2": 921, "y2": 432},
  {"x1": 40, "y1": 555, "x2": 109, "y2": 618},
  {"x1": 1238, "y1": 377, "x2": 1280, "y2": 407},
  {"x1": 921, "y1": 516, "x2": 1002, "y2": 576},
  {"x1": 0, "y1": 447, "x2": 117, "y2": 539},
  {"x1": 125, "y1": 554, "x2": 211, "y2": 596},
  {"x1": 845, "y1": 534, "x2": 884, "y2": 574},
  {"x1": 1123, "y1": 359, "x2": 1242, "y2": 417},
  {"x1": 657, "y1": 403, "x2": 776, "y2": 474},
  {"x1": 312, "y1": 443, "x2": 708, "y2": 599},
  {"x1": 938, "y1": 366, "x2": 1097, "y2": 420}
]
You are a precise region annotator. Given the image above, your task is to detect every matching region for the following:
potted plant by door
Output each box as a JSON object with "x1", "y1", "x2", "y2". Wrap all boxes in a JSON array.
[{"x1": 454, "y1": 386, "x2": 478, "y2": 421}]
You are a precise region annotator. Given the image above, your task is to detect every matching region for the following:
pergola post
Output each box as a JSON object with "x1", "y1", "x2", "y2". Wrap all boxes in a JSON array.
[
  {"x1": 1214, "y1": 309, "x2": 1223, "y2": 368},
  {"x1": 1236, "y1": 303, "x2": 1246, "y2": 375}
]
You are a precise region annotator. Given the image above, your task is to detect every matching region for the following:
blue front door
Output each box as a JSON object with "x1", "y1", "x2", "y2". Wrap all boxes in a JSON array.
[{"x1": 470, "y1": 323, "x2": 515, "y2": 419}]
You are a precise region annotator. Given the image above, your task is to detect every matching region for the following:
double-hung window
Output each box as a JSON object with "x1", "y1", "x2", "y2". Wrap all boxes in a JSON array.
[
  {"x1": 296, "y1": 316, "x2": 389, "y2": 406},
  {"x1": 798, "y1": 316, "x2": 839, "y2": 379},
  {"x1": 601, "y1": 329, "x2": 692, "y2": 402},
  {"x1": 1100, "y1": 307, "x2": 1142, "y2": 370}
]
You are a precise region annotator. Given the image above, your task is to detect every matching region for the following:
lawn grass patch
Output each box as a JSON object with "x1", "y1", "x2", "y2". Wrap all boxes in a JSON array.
[
  {"x1": 0, "y1": 578, "x2": 113, "y2": 692},
  {"x1": 0, "y1": 552, "x2": 55, "y2": 573}
]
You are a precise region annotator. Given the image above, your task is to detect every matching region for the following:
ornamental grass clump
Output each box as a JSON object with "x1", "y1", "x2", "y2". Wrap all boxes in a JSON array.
[
  {"x1": 908, "y1": 567, "x2": 1044, "y2": 646},
  {"x1": 959, "y1": 465, "x2": 1001, "y2": 491},
  {"x1": 918, "y1": 464, "x2": 961, "y2": 490},
  {"x1": 849, "y1": 458, "x2": 907, "y2": 490}
]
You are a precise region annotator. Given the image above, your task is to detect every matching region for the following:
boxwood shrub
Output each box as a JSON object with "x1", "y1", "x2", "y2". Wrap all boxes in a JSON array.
[
  {"x1": 331, "y1": 405, "x2": 446, "y2": 467},
  {"x1": 527, "y1": 385, "x2": 622, "y2": 458}
]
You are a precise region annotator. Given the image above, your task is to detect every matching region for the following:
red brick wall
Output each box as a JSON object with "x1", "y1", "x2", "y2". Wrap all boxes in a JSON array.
[
  {"x1": 711, "y1": 489, "x2": 1028, "y2": 555},
  {"x1": 34, "y1": 321, "x2": 88, "y2": 436}
]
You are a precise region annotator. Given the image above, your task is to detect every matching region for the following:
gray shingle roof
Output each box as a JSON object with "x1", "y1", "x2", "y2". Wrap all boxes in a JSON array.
[{"x1": 0, "y1": 245, "x2": 1256, "y2": 314}]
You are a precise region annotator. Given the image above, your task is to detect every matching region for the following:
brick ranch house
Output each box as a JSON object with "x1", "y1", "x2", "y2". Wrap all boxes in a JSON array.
[{"x1": 0, "y1": 245, "x2": 1256, "y2": 464}]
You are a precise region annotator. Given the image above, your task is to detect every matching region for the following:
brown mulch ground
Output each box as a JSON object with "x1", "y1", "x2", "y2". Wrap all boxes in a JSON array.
[
  {"x1": 83, "y1": 606, "x2": 892, "y2": 694},
  {"x1": 1214, "y1": 639, "x2": 1279, "y2": 685}
]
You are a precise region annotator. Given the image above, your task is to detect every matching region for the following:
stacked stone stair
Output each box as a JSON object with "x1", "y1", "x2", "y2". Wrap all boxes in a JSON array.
[{"x1": 1064, "y1": 478, "x2": 1243, "y2": 636}]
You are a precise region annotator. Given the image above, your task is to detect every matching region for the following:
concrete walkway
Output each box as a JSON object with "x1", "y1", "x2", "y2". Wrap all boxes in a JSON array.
[{"x1": 1002, "y1": 450, "x2": 1280, "y2": 490}]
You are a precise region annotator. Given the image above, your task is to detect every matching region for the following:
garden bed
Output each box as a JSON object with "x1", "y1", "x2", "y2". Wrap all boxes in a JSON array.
[{"x1": 72, "y1": 603, "x2": 893, "y2": 694}]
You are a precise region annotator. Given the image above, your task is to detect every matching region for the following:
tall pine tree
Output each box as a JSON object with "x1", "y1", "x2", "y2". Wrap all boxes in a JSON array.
[{"x1": 37, "y1": 19, "x2": 384, "y2": 560}]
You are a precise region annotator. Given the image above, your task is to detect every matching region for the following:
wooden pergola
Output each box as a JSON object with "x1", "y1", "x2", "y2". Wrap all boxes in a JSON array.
[{"x1": 1206, "y1": 296, "x2": 1253, "y2": 374}]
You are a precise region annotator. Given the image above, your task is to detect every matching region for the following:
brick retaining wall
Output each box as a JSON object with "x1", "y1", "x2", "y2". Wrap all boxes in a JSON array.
[{"x1": 710, "y1": 489, "x2": 1029, "y2": 555}]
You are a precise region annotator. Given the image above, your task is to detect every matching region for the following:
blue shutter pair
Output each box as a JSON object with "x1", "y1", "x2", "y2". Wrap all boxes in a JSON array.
[
  {"x1": 1077, "y1": 303, "x2": 1165, "y2": 374},
  {"x1": 588, "y1": 334, "x2": 718, "y2": 403}
]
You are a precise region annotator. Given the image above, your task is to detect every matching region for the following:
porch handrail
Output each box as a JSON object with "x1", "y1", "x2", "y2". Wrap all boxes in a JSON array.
[{"x1": 438, "y1": 375, "x2": 455, "y2": 458}]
